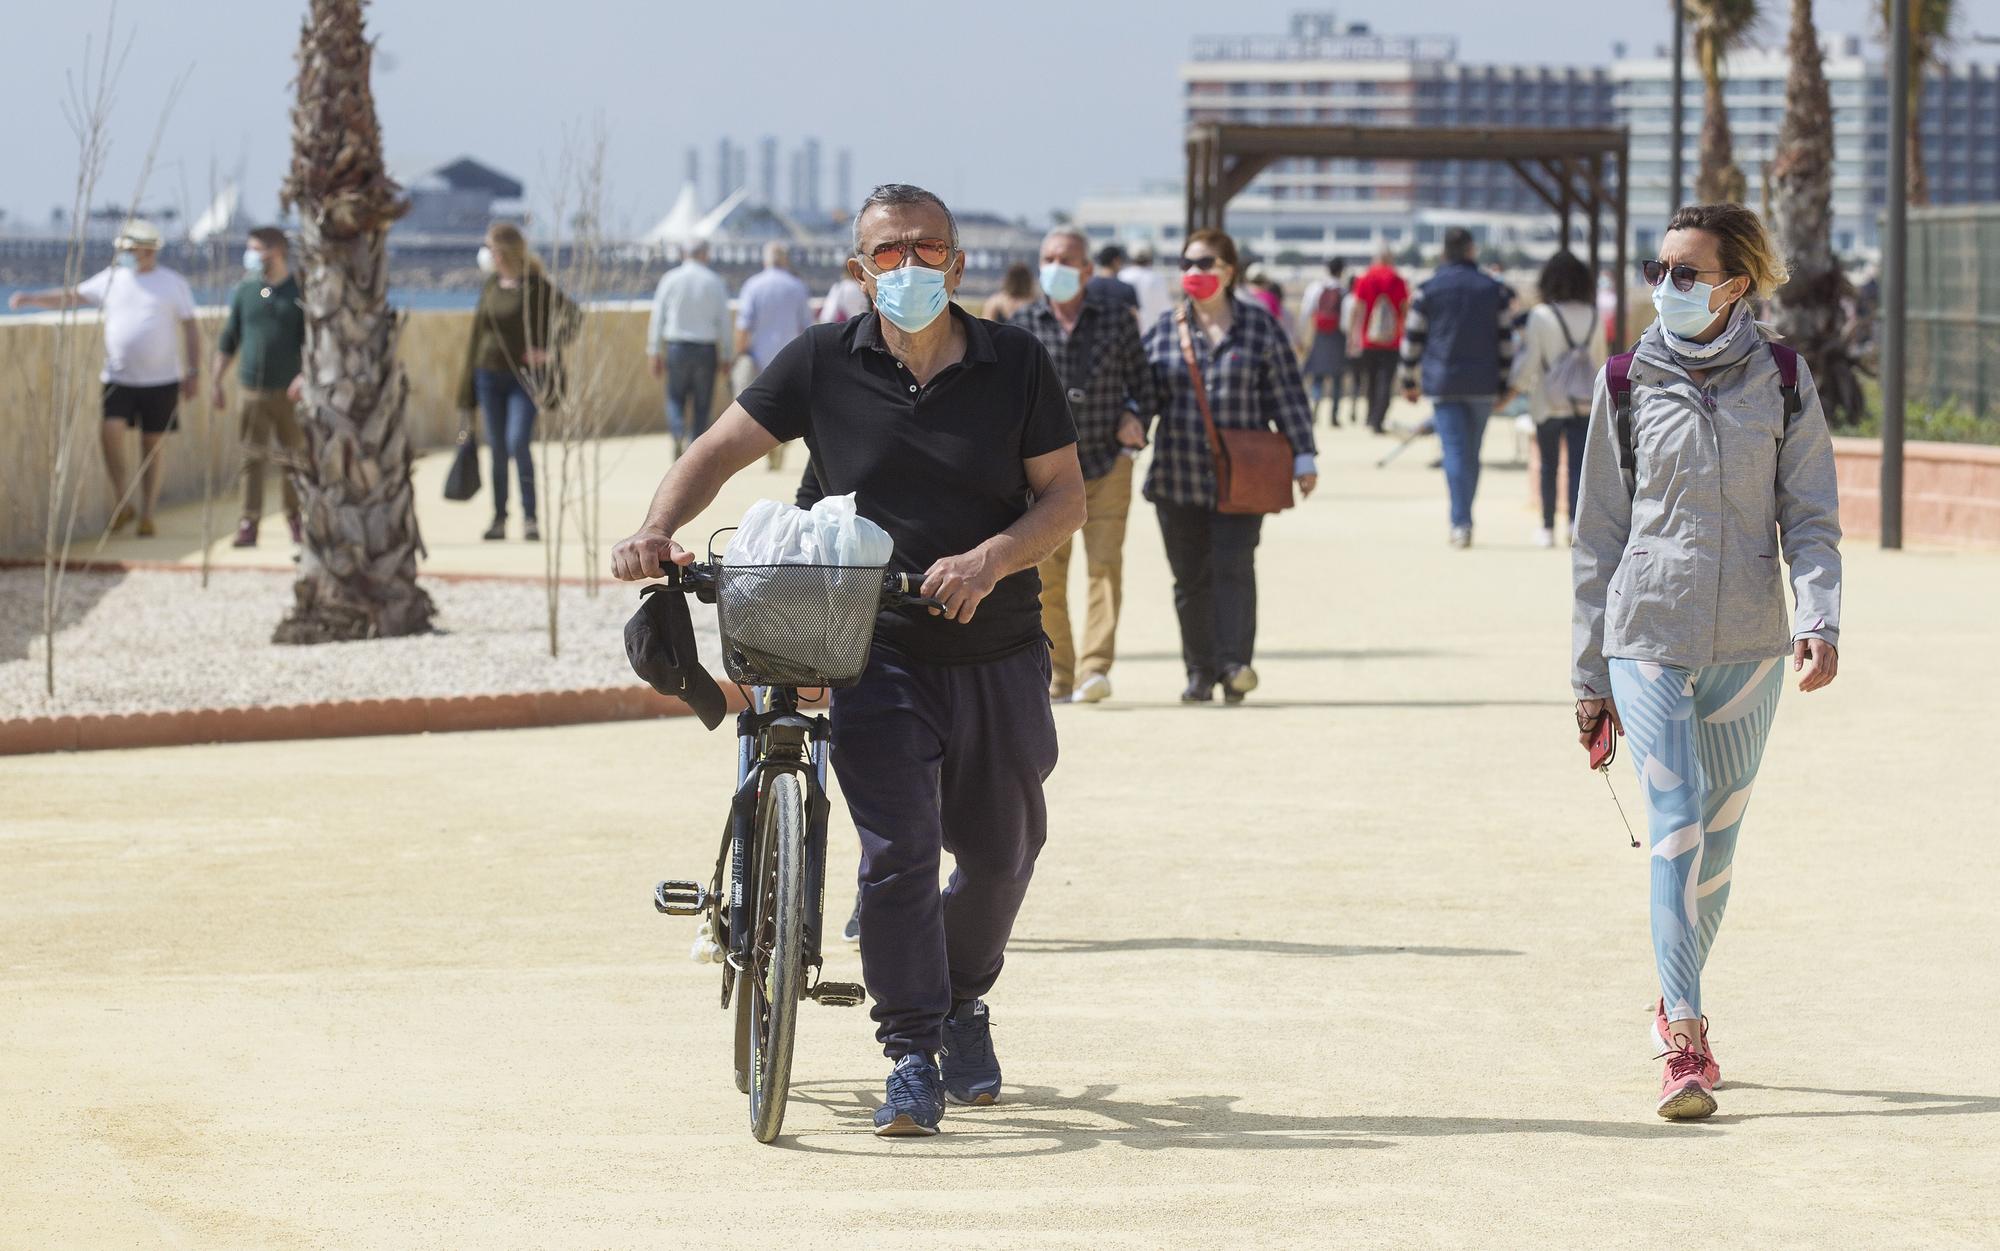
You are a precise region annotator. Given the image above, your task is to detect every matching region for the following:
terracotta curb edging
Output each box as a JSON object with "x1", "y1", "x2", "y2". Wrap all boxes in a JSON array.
[{"x1": 0, "y1": 684, "x2": 760, "y2": 757}]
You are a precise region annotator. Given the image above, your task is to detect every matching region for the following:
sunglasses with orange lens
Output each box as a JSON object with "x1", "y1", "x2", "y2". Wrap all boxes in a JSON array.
[{"x1": 862, "y1": 238, "x2": 954, "y2": 271}]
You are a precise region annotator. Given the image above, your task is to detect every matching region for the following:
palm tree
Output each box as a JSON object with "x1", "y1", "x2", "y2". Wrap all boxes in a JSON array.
[
  {"x1": 1685, "y1": 0, "x2": 1763, "y2": 204},
  {"x1": 1770, "y1": 0, "x2": 1864, "y2": 427},
  {"x1": 274, "y1": 0, "x2": 432, "y2": 642},
  {"x1": 1879, "y1": 0, "x2": 1957, "y2": 206}
]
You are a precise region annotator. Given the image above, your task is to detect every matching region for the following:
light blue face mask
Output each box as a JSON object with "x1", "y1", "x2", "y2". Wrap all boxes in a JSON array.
[
  {"x1": 1651, "y1": 276, "x2": 1729, "y2": 339},
  {"x1": 870, "y1": 260, "x2": 951, "y2": 333},
  {"x1": 243, "y1": 248, "x2": 265, "y2": 275},
  {"x1": 1039, "y1": 262, "x2": 1082, "y2": 304},
  {"x1": 114, "y1": 251, "x2": 139, "y2": 270}
]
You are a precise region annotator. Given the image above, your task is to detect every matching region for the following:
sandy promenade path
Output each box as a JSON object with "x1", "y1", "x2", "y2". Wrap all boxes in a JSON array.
[{"x1": 6, "y1": 411, "x2": 1998, "y2": 1248}]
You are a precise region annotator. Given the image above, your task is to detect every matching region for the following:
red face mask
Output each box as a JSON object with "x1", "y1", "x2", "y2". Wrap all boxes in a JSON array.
[{"x1": 1181, "y1": 271, "x2": 1221, "y2": 301}]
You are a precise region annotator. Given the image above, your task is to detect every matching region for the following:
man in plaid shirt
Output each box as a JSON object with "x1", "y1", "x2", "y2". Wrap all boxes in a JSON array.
[{"x1": 1011, "y1": 227, "x2": 1159, "y2": 703}]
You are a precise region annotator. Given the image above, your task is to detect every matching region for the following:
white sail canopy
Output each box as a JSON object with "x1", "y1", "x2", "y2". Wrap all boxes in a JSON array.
[{"x1": 186, "y1": 184, "x2": 241, "y2": 244}]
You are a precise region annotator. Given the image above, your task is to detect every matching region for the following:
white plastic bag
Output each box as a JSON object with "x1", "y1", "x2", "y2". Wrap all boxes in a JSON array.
[{"x1": 724, "y1": 494, "x2": 890, "y2": 568}]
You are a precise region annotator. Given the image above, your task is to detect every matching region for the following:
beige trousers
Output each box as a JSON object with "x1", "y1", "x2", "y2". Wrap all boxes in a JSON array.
[
  {"x1": 237, "y1": 388, "x2": 305, "y2": 519},
  {"x1": 1037, "y1": 454, "x2": 1134, "y2": 693}
]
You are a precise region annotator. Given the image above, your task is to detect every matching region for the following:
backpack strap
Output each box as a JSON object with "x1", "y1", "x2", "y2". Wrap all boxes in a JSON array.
[
  {"x1": 1607, "y1": 350, "x2": 1637, "y2": 495},
  {"x1": 1767, "y1": 341, "x2": 1802, "y2": 418}
]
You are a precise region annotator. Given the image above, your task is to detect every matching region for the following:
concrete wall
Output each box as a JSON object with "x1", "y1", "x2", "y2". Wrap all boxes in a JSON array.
[{"x1": 1, "y1": 307, "x2": 664, "y2": 557}]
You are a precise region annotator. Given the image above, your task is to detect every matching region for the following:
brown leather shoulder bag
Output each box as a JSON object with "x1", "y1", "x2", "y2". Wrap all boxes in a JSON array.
[{"x1": 1176, "y1": 306, "x2": 1296, "y2": 516}]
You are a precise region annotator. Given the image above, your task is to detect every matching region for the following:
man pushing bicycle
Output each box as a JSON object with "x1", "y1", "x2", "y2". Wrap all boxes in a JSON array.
[{"x1": 612, "y1": 183, "x2": 1085, "y2": 1137}]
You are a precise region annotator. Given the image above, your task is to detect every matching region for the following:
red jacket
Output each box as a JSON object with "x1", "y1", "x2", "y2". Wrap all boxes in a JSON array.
[{"x1": 1350, "y1": 264, "x2": 1409, "y2": 351}]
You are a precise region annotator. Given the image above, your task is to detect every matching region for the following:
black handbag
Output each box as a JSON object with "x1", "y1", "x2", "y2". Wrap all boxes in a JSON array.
[{"x1": 442, "y1": 423, "x2": 481, "y2": 502}]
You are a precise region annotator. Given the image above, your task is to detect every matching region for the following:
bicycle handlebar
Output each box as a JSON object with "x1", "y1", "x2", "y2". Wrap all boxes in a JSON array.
[{"x1": 665, "y1": 562, "x2": 945, "y2": 614}]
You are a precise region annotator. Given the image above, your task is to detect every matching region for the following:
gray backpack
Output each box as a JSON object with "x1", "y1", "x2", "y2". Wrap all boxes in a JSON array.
[{"x1": 1539, "y1": 305, "x2": 1596, "y2": 417}]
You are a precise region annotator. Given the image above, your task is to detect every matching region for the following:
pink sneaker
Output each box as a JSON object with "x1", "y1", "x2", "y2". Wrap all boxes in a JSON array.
[
  {"x1": 1656, "y1": 1029, "x2": 1718, "y2": 1120},
  {"x1": 1652, "y1": 999, "x2": 1721, "y2": 1088}
]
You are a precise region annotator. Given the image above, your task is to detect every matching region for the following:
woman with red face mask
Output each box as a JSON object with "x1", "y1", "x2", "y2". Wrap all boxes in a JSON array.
[{"x1": 1138, "y1": 228, "x2": 1319, "y2": 705}]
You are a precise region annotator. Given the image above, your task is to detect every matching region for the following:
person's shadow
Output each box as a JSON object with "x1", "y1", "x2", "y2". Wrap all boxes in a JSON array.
[
  {"x1": 1009, "y1": 936, "x2": 1521, "y2": 959},
  {"x1": 775, "y1": 1081, "x2": 1709, "y2": 1157},
  {"x1": 773, "y1": 1078, "x2": 2000, "y2": 1156}
]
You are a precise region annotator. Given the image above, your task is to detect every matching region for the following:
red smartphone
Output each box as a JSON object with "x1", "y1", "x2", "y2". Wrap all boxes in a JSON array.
[{"x1": 1587, "y1": 713, "x2": 1618, "y2": 771}]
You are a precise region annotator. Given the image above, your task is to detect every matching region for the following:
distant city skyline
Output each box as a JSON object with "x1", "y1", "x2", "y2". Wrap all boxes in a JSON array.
[{"x1": 0, "y1": 0, "x2": 1971, "y2": 236}]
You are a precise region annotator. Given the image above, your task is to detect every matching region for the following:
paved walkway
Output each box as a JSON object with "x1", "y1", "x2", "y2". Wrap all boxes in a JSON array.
[{"x1": 6, "y1": 409, "x2": 1999, "y2": 1248}]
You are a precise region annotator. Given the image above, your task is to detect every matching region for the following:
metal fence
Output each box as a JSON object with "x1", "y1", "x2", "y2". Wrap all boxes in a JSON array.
[{"x1": 1907, "y1": 205, "x2": 2000, "y2": 419}]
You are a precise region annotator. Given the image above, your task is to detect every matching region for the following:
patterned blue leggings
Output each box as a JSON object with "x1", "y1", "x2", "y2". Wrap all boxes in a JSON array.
[{"x1": 1608, "y1": 657, "x2": 1785, "y2": 1023}]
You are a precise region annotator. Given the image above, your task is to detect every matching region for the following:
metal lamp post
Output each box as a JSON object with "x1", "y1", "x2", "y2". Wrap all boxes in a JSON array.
[{"x1": 1882, "y1": 0, "x2": 1910, "y2": 550}]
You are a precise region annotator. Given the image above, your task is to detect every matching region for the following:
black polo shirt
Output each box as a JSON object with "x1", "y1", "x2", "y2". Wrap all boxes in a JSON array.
[{"x1": 737, "y1": 305, "x2": 1077, "y2": 665}]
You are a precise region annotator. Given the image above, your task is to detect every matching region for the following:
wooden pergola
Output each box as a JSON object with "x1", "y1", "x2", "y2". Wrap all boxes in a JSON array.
[{"x1": 1185, "y1": 123, "x2": 1632, "y2": 342}]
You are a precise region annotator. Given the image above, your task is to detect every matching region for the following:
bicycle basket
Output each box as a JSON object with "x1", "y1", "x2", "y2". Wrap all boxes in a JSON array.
[{"x1": 715, "y1": 563, "x2": 886, "y2": 687}]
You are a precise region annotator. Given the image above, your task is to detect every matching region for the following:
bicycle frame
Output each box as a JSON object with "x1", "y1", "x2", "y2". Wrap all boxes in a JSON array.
[{"x1": 727, "y1": 686, "x2": 835, "y2": 982}]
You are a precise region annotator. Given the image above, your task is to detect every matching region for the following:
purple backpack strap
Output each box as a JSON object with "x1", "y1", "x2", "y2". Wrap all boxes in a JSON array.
[
  {"x1": 1608, "y1": 351, "x2": 1637, "y2": 491},
  {"x1": 1767, "y1": 342, "x2": 1803, "y2": 417}
]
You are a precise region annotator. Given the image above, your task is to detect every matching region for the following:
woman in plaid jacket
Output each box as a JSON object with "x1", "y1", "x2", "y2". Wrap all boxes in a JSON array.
[{"x1": 1140, "y1": 228, "x2": 1319, "y2": 705}]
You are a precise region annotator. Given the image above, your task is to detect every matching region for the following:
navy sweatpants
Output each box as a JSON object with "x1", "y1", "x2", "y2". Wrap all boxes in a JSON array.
[{"x1": 830, "y1": 642, "x2": 1059, "y2": 1059}]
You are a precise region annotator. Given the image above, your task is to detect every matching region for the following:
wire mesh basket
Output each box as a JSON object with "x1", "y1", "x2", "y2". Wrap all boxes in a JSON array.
[{"x1": 715, "y1": 563, "x2": 887, "y2": 687}]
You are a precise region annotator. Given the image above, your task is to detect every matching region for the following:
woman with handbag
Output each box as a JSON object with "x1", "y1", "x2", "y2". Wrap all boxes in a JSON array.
[
  {"x1": 1141, "y1": 228, "x2": 1318, "y2": 705},
  {"x1": 455, "y1": 222, "x2": 579, "y2": 542},
  {"x1": 1572, "y1": 203, "x2": 1843, "y2": 1120}
]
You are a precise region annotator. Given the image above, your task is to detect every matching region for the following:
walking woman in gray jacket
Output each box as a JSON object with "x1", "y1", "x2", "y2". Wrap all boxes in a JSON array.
[{"x1": 1571, "y1": 203, "x2": 1843, "y2": 1122}]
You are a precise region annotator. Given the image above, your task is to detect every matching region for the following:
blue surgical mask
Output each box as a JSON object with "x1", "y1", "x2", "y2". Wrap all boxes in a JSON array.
[
  {"x1": 871, "y1": 262, "x2": 950, "y2": 334},
  {"x1": 115, "y1": 251, "x2": 138, "y2": 270},
  {"x1": 1039, "y1": 262, "x2": 1082, "y2": 304},
  {"x1": 243, "y1": 248, "x2": 264, "y2": 275},
  {"x1": 1650, "y1": 276, "x2": 1728, "y2": 339}
]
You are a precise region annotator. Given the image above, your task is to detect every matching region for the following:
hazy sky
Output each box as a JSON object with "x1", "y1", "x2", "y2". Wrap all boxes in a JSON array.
[{"x1": 0, "y1": 0, "x2": 1936, "y2": 233}]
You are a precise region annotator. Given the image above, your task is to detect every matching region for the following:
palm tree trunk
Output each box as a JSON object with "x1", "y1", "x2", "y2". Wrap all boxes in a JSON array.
[
  {"x1": 1695, "y1": 37, "x2": 1747, "y2": 204},
  {"x1": 1770, "y1": 0, "x2": 1863, "y2": 427},
  {"x1": 274, "y1": 0, "x2": 433, "y2": 643},
  {"x1": 1904, "y1": 70, "x2": 1930, "y2": 206}
]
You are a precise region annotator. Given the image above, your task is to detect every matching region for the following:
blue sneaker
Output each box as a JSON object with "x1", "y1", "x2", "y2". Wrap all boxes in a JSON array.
[
  {"x1": 941, "y1": 999, "x2": 1002, "y2": 1106},
  {"x1": 873, "y1": 1053, "x2": 943, "y2": 1137}
]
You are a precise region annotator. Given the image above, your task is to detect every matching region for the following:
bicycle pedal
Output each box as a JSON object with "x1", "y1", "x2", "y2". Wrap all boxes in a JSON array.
[
  {"x1": 809, "y1": 981, "x2": 866, "y2": 1008},
  {"x1": 654, "y1": 879, "x2": 707, "y2": 916}
]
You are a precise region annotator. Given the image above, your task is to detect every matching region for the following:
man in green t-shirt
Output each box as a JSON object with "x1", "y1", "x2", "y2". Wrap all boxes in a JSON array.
[{"x1": 211, "y1": 226, "x2": 307, "y2": 547}]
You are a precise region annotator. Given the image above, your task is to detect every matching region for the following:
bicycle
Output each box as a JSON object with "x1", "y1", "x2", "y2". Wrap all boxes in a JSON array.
[{"x1": 650, "y1": 554, "x2": 941, "y2": 1143}]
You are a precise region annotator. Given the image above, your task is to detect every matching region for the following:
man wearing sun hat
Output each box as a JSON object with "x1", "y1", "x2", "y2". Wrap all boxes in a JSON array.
[{"x1": 10, "y1": 219, "x2": 202, "y2": 536}]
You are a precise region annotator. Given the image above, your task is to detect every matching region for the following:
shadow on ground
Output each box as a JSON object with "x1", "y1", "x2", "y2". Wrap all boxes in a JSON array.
[
  {"x1": 0, "y1": 566, "x2": 126, "y2": 665},
  {"x1": 1010, "y1": 936, "x2": 1520, "y2": 959},
  {"x1": 1113, "y1": 648, "x2": 1451, "y2": 663},
  {"x1": 776, "y1": 1082, "x2": 1712, "y2": 1157},
  {"x1": 774, "y1": 1078, "x2": 2000, "y2": 1157}
]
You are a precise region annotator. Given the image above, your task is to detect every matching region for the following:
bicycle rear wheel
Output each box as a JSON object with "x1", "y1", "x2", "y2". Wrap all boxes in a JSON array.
[{"x1": 747, "y1": 771, "x2": 806, "y2": 1143}]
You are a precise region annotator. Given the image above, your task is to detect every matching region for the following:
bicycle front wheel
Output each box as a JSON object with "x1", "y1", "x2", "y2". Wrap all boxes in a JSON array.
[{"x1": 747, "y1": 770, "x2": 806, "y2": 1143}]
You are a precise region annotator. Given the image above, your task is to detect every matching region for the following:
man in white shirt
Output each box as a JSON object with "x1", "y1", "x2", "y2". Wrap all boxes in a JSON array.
[
  {"x1": 645, "y1": 241, "x2": 735, "y2": 457},
  {"x1": 734, "y1": 242, "x2": 813, "y2": 470},
  {"x1": 10, "y1": 220, "x2": 200, "y2": 536},
  {"x1": 1116, "y1": 243, "x2": 1171, "y2": 330}
]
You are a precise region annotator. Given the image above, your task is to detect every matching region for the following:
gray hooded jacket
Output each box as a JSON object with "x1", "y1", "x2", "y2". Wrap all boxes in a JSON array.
[{"x1": 1571, "y1": 319, "x2": 1842, "y2": 700}]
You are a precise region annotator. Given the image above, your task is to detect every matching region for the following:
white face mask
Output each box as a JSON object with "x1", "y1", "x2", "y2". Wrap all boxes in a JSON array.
[{"x1": 476, "y1": 245, "x2": 496, "y2": 275}]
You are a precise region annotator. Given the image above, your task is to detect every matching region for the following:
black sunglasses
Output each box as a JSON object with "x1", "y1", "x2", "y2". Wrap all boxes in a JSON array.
[
  {"x1": 1179, "y1": 256, "x2": 1220, "y2": 272},
  {"x1": 1642, "y1": 259, "x2": 1735, "y2": 293}
]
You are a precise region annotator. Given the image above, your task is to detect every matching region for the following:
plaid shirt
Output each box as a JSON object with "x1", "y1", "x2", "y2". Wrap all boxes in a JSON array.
[
  {"x1": 1009, "y1": 295, "x2": 1158, "y2": 481},
  {"x1": 1141, "y1": 299, "x2": 1317, "y2": 509}
]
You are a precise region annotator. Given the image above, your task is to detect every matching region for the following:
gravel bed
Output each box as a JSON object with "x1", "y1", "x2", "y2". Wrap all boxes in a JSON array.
[{"x1": 1, "y1": 568, "x2": 719, "y2": 718}]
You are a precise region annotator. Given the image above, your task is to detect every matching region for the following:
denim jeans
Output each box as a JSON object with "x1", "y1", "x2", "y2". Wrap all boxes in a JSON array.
[
  {"x1": 473, "y1": 368, "x2": 537, "y2": 521},
  {"x1": 663, "y1": 340, "x2": 718, "y2": 444},
  {"x1": 1536, "y1": 415, "x2": 1589, "y2": 528},
  {"x1": 1430, "y1": 398, "x2": 1493, "y2": 530},
  {"x1": 1155, "y1": 502, "x2": 1263, "y2": 678}
]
